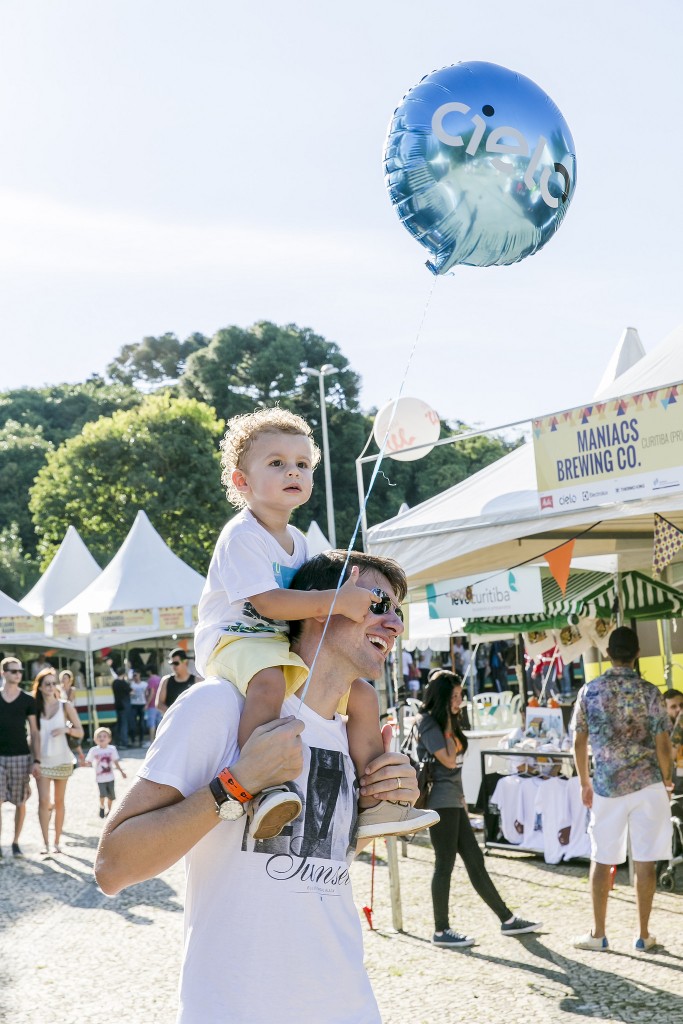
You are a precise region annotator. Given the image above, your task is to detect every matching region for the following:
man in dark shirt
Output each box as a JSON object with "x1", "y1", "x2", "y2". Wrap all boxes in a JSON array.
[
  {"x1": 112, "y1": 667, "x2": 131, "y2": 749},
  {"x1": 156, "y1": 648, "x2": 196, "y2": 715},
  {"x1": 0, "y1": 657, "x2": 41, "y2": 856}
]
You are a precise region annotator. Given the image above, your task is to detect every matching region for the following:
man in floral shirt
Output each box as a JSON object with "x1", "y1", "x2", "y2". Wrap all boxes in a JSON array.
[{"x1": 571, "y1": 627, "x2": 673, "y2": 953}]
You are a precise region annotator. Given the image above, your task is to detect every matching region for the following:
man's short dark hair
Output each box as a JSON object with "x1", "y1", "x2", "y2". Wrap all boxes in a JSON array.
[
  {"x1": 288, "y1": 549, "x2": 408, "y2": 643},
  {"x1": 663, "y1": 689, "x2": 683, "y2": 701},
  {"x1": 607, "y1": 626, "x2": 640, "y2": 662},
  {"x1": 169, "y1": 648, "x2": 187, "y2": 662}
]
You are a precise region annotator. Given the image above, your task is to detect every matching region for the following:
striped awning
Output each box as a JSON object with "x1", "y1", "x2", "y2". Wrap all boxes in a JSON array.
[{"x1": 464, "y1": 569, "x2": 683, "y2": 634}]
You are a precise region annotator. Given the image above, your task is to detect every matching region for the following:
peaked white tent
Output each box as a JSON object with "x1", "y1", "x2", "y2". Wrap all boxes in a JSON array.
[
  {"x1": 368, "y1": 324, "x2": 683, "y2": 590},
  {"x1": 54, "y1": 510, "x2": 205, "y2": 648},
  {"x1": 0, "y1": 588, "x2": 53, "y2": 647},
  {"x1": 593, "y1": 326, "x2": 645, "y2": 397},
  {"x1": 21, "y1": 526, "x2": 101, "y2": 616},
  {"x1": 306, "y1": 521, "x2": 333, "y2": 556},
  {"x1": 594, "y1": 322, "x2": 683, "y2": 401}
]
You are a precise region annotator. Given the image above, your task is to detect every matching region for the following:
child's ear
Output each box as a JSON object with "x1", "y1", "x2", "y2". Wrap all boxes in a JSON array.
[{"x1": 231, "y1": 467, "x2": 250, "y2": 495}]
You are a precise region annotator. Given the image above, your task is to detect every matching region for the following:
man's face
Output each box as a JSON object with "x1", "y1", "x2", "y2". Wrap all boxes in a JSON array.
[
  {"x1": 3, "y1": 661, "x2": 23, "y2": 682},
  {"x1": 666, "y1": 695, "x2": 683, "y2": 723},
  {"x1": 170, "y1": 655, "x2": 188, "y2": 678},
  {"x1": 326, "y1": 569, "x2": 404, "y2": 680}
]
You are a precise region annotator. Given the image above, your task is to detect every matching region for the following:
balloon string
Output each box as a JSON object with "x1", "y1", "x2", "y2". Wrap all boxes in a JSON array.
[{"x1": 295, "y1": 275, "x2": 439, "y2": 710}]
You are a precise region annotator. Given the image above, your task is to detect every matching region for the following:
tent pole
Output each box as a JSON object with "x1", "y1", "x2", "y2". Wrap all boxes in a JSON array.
[
  {"x1": 663, "y1": 566, "x2": 674, "y2": 684},
  {"x1": 85, "y1": 635, "x2": 97, "y2": 741},
  {"x1": 355, "y1": 457, "x2": 369, "y2": 552}
]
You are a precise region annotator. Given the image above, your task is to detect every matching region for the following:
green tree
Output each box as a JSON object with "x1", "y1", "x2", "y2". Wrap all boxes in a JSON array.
[
  {"x1": 0, "y1": 522, "x2": 39, "y2": 601},
  {"x1": 0, "y1": 379, "x2": 143, "y2": 447},
  {"x1": 30, "y1": 394, "x2": 227, "y2": 572},
  {"x1": 107, "y1": 332, "x2": 209, "y2": 387},
  {"x1": 180, "y1": 321, "x2": 361, "y2": 418},
  {"x1": 0, "y1": 420, "x2": 54, "y2": 555}
]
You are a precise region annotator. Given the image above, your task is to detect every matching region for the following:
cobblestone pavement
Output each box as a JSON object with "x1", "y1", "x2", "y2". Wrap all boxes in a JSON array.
[{"x1": 2, "y1": 750, "x2": 683, "y2": 1024}]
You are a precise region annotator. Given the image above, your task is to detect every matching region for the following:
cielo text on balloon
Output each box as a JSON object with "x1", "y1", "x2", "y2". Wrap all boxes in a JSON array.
[{"x1": 431, "y1": 101, "x2": 571, "y2": 209}]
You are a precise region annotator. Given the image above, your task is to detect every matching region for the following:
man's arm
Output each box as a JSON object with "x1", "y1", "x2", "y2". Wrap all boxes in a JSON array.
[
  {"x1": 655, "y1": 730, "x2": 674, "y2": 793},
  {"x1": 573, "y1": 730, "x2": 592, "y2": 808},
  {"x1": 95, "y1": 717, "x2": 303, "y2": 895},
  {"x1": 155, "y1": 677, "x2": 168, "y2": 714}
]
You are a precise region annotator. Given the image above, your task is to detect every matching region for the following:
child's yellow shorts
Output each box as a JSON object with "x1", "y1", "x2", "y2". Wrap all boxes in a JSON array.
[{"x1": 206, "y1": 632, "x2": 350, "y2": 713}]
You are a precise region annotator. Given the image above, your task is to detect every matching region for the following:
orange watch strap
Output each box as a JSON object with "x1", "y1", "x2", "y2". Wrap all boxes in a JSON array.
[{"x1": 217, "y1": 767, "x2": 252, "y2": 804}]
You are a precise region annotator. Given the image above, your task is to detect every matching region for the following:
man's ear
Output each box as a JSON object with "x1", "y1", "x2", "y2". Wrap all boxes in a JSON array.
[{"x1": 232, "y1": 467, "x2": 250, "y2": 495}]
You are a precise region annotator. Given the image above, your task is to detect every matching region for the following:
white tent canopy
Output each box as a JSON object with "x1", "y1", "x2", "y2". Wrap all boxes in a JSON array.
[
  {"x1": 21, "y1": 526, "x2": 101, "y2": 616},
  {"x1": 368, "y1": 323, "x2": 683, "y2": 590},
  {"x1": 594, "y1": 322, "x2": 683, "y2": 401},
  {"x1": 306, "y1": 521, "x2": 333, "y2": 556},
  {"x1": 55, "y1": 510, "x2": 205, "y2": 647},
  {"x1": 593, "y1": 326, "x2": 645, "y2": 397},
  {"x1": 0, "y1": 587, "x2": 76, "y2": 649}
]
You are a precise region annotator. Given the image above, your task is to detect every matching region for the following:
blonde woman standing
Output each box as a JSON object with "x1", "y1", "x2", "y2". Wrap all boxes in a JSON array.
[{"x1": 32, "y1": 667, "x2": 84, "y2": 854}]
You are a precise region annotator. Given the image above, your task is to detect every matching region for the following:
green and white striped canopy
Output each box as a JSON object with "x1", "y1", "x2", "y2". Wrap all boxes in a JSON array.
[{"x1": 464, "y1": 569, "x2": 683, "y2": 634}]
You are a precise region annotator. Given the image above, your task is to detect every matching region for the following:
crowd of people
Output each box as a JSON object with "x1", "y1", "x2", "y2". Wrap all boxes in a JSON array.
[
  {"x1": 1, "y1": 403, "x2": 681, "y2": 1022},
  {"x1": 0, "y1": 646, "x2": 199, "y2": 856}
]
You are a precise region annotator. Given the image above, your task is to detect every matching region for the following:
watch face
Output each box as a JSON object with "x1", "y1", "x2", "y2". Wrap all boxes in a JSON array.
[{"x1": 218, "y1": 795, "x2": 246, "y2": 821}]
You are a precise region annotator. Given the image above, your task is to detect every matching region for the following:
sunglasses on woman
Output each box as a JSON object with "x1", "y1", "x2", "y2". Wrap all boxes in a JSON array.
[{"x1": 369, "y1": 588, "x2": 404, "y2": 621}]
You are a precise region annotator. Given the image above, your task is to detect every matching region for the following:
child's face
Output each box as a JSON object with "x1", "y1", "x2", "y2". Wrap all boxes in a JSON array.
[
  {"x1": 96, "y1": 733, "x2": 110, "y2": 747},
  {"x1": 234, "y1": 432, "x2": 314, "y2": 513}
]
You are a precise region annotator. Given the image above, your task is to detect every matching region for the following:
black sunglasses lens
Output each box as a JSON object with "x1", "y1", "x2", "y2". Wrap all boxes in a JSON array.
[{"x1": 370, "y1": 590, "x2": 403, "y2": 620}]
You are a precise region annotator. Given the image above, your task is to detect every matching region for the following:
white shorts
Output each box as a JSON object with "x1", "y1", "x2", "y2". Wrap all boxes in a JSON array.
[{"x1": 589, "y1": 782, "x2": 673, "y2": 864}]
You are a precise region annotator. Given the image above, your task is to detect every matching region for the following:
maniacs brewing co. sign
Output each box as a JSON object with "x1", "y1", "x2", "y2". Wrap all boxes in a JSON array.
[
  {"x1": 425, "y1": 567, "x2": 543, "y2": 620},
  {"x1": 533, "y1": 384, "x2": 683, "y2": 514}
]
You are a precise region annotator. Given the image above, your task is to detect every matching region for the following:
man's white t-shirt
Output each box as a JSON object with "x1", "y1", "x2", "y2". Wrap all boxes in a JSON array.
[
  {"x1": 194, "y1": 509, "x2": 309, "y2": 676},
  {"x1": 138, "y1": 678, "x2": 380, "y2": 1024}
]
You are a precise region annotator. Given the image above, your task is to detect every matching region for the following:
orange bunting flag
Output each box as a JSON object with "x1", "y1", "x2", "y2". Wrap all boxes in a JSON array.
[
  {"x1": 544, "y1": 539, "x2": 575, "y2": 595},
  {"x1": 652, "y1": 513, "x2": 683, "y2": 579}
]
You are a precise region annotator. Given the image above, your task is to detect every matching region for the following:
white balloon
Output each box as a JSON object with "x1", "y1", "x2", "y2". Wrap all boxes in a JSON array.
[{"x1": 373, "y1": 397, "x2": 441, "y2": 462}]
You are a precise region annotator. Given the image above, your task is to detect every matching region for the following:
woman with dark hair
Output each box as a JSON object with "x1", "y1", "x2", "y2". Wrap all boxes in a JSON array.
[
  {"x1": 417, "y1": 670, "x2": 540, "y2": 947},
  {"x1": 32, "y1": 667, "x2": 84, "y2": 854}
]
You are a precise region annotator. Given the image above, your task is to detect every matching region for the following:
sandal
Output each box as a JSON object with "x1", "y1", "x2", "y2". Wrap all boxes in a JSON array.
[{"x1": 52, "y1": 845, "x2": 61, "y2": 854}]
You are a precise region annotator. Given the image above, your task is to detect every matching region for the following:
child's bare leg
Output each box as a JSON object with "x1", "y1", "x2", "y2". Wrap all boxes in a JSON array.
[
  {"x1": 237, "y1": 667, "x2": 287, "y2": 750},
  {"x1": 346, "y1": 678, "x2": 384, "y2": 809}
]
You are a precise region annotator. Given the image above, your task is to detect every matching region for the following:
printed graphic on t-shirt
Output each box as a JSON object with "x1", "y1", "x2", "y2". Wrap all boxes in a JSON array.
[
  {"x1": 240, "y1": 745, "x2": 358, "y2": 895},
  {"x1": 93, "y1": 753, "x2": 113, "y2": 779}
]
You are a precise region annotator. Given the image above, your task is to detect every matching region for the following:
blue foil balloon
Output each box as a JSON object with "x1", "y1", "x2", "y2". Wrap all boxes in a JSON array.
[{"x1": 384, "y1": 61, "x2": 577, "y2": 273}]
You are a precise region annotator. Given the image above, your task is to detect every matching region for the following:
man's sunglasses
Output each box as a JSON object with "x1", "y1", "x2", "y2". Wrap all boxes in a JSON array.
[
  {"x1": 369, "y1": 588, "x2": 404, "y2": 621},
  {"x1": 6, "y1": 668, "x2": 23, "y2": 674},
  {"x1": 170, "y1": 660, "x2": 182, "y2": 667}
]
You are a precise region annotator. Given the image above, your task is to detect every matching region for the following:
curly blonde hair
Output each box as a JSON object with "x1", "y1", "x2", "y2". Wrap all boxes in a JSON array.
[{"x1": 220, "y1": 407, "x2": 321, "y2": 508}]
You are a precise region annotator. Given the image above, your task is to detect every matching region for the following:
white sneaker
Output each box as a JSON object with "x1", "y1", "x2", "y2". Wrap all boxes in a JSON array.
[
  {"x1": 356, "y1": 801, "x2": 440, "y2": 840},
  {"x1": 634, "y1": 935, "x2": 659, "y2": 952},
  {"x1": 249, "y1": 786, "x2": 302, "y2": 840},
  {"x1": 573, "y1": 931, "x2": 609, "y2": 951}
]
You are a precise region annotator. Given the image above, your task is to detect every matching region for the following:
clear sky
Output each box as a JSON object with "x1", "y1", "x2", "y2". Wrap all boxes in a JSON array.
[{"x1": 1, "y1": 1, "x2": 681, "y2": 433}]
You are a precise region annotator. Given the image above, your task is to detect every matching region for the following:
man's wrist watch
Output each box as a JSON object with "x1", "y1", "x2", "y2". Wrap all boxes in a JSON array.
[{"x1": 209, "y1": 768, "x2": 253, "y2": 821}]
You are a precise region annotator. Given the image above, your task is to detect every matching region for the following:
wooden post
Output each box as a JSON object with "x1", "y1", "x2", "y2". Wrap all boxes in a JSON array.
[{"x1": 386, "y1": 837, "x2": 403, "y2": 931}]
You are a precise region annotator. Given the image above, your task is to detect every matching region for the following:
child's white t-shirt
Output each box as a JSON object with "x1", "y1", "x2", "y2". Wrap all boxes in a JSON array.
[
  {"x1": 194, "y1": 508, "x2": 309, "y2": 676},
  {"x1": 85, "y1": 744, "x2": 119, "y2": 782}
]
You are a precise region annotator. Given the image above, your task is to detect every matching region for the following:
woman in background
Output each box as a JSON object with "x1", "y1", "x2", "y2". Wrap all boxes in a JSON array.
[
  {"x1": 33, "y1": 667, "x2": 84, "y2": 854},
  {"x1": 417, "y1": 670, "x2": 540, "y2": 948}
]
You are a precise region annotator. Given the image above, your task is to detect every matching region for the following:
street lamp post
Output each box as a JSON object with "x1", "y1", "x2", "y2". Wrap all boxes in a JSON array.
[{"x1": 303, "y1": 364, "x2": 337, "y2": 548}]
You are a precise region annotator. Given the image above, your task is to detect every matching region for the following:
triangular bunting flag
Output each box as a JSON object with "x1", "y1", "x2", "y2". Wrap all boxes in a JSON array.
[
  {"x1": 652, "y1": 513, "x2": 683, "y2": 579},
  {"x1": 544, "y1": 539, "x2": 575, "y2": 595}
]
